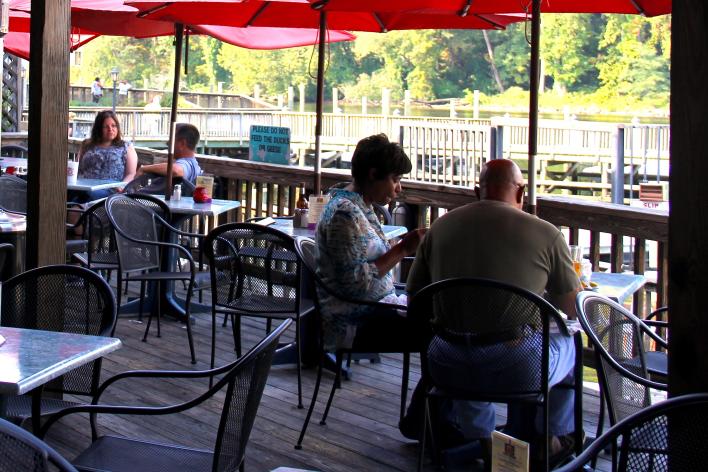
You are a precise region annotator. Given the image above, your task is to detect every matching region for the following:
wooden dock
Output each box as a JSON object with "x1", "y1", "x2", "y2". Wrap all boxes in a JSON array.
[{"x1": 36, "y1": 280, "x2": 628, "y2": 472}]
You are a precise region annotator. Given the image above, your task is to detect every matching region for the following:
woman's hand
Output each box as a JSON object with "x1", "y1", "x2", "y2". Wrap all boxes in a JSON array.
[
  {"x1": 375, "y1": 228, "x2": 426, "y2": 277},
  {"x1": 399, "y1": 228, "x2": 426, "y2": 256}
]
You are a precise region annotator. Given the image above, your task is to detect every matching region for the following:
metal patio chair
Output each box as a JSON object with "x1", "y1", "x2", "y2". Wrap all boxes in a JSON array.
[
  {"x1": 38, "y1": 320, "x2": 292, "y2": 472},
  {"x1": 204, "y1": 222, "x2": 313, "y2": 408}
]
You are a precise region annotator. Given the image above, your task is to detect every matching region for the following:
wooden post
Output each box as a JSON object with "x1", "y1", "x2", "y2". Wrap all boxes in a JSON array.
[
  {"x1": 26, "y1": 0, "x2": 70, "y2": 269},
  {"x1": 669, "y1": 0, "x2": 708, "y2": 395},
  {"x1": 298, "y1": 83, "x2": 305, "y2": 112}
]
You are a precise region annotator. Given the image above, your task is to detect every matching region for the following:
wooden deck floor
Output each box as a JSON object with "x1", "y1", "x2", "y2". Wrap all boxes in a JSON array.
[{"x1": 43, "y1": 288, "x2": 616, "y2": 472}]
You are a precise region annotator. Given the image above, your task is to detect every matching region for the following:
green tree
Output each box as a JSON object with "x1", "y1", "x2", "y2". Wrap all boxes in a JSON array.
[
  {"x1": 541, "y1": 14, "x2": 603, "y2": 93},
  {"x1": 596, "y1": 15, "x2": 670, "y2": 104}
]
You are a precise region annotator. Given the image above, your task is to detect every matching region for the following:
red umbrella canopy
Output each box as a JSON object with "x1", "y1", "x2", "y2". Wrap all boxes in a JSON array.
[
  {"x1": 127, "y1": 0, "x2": 524, "y2": 31},
  {"x1": 4, "y1": 31, "x2": 98, "y2": 61},
  {"x1": 308, "y1": 0, "x2": 671, "y2": 17},
  {"x1": 7, "y1": 0, "x2": 355, "y2": 49}
]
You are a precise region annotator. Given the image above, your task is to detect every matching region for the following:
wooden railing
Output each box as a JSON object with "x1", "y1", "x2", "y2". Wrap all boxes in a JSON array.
[
  {"x1": 119, "y1": 142, "x2": 668, "y2": 314},
  {"x1": 65, "y1": 108, "x2": 669, "y2": 198}
]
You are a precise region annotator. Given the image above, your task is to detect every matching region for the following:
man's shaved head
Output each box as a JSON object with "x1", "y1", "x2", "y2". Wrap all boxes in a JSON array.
[{"x1": 477, "y1": 160, "x2": 525, "y2": 208}]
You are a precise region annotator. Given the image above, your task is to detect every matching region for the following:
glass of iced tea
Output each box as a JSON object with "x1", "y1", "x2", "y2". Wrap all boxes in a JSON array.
[{"x1": 569, "y1": 245, "x2": 583, "y2": 277}]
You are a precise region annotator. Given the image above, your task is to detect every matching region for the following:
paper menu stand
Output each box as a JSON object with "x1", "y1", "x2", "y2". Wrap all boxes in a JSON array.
[
  {"x1": 307, "y1": 194, "x2": 330, "y2": 229},
  {"x1": 491, "y1": 430, "x2": 529, "y2": 472},
  {"x1": 195, "y1": 175, "x2": 214, "y2": 198}
]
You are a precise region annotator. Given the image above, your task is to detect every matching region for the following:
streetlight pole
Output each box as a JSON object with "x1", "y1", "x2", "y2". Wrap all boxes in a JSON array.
[{"x1": 110, "y1": 67, "x2": 119, "y2": 112}]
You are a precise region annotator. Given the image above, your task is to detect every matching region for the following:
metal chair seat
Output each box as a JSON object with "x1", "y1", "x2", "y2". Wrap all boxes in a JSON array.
[{"x1": 72, "y1": 435, "x2": 213, "y2": 472}]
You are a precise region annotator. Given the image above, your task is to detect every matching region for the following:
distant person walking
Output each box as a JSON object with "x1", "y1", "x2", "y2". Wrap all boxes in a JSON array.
[
  {"x1": 91, "y1": 77, "x2": 103, "y2": 104},
  {"x1": 118, "y1": 80, "x2": 131, "y2": 104}
]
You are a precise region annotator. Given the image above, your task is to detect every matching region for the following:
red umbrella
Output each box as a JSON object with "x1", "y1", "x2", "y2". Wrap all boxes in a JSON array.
[
  {"x1": 307, "y1": 0, "x2": 670, "y2": 16},
  {"x1": 310, "y1": 0, "x2": 671, "y2": 210},
  {"x1": 128, "y1": 0, "x2": 520, "y2": 31},
  {"x1": 129, "y1": 0, "x2": 524, "y2": 193},
  {"x1": 3, "y1": 31, "x2": 99, "y2": 61}
]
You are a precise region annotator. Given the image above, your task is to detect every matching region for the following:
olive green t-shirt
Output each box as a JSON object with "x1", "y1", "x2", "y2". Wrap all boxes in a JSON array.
[{"x1": 407, "y1": 200, "x2": 579, "y2": 330}]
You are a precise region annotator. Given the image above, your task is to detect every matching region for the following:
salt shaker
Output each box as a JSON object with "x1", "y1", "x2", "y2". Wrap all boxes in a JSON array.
[{"x1": 172, "y1": 184, "x2": 182, "y2": 201}]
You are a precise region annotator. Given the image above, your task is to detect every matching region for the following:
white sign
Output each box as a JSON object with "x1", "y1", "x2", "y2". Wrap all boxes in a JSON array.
[{"x1": 491, "y1": 430, "x2": 529, "y2": 472}]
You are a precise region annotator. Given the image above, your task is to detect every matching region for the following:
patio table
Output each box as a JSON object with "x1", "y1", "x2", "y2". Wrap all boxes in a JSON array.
[
  {"x1": 68, "y1": 178, "x2": 126, "y2": 192},
  {"x1": 0, "y1": 211, "x2": 26, "y2": 276},
  {"x1": 0, "y1": 326, "x2": 121, "y2": 418},
  {"x1": 590, "y1": 272, "x2": 647, "y2": 304}
]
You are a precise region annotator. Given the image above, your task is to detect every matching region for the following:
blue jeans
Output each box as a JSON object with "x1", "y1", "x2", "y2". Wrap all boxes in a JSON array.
[{"x1": 428, "y1": 332, "x2": 576, "y2": 440}]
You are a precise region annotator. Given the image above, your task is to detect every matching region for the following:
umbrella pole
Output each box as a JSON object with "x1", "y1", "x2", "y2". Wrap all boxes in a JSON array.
[
  {"x1": 166, "y1": 23, "x2": 184, "y2": 199},
  {"x1": 527, "y1": 0, "x2": 541, "y2": 214},
  {"x1": 313, "y1": 11, "x2": 327, "y2": 195}
]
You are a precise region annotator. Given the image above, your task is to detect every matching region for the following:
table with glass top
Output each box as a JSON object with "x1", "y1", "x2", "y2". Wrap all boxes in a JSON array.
[{"x1": 0, "y1": 326, "x2": 121, "y2": 417}]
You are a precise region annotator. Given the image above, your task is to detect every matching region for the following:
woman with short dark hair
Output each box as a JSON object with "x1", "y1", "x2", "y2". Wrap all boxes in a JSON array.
[{"x1": 316, "y1": 133, "x2": 425, "y2": 351}]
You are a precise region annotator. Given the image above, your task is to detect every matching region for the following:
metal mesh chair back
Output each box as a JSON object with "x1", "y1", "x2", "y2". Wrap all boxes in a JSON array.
[
  {"x1": 204, "y1": 223, "x2": 301, "y2": 315},
  {"x1": 0, "y1": 417, "x2": 79, "y2": 472},
  {"x1": 105, "y1": 194, "x2": 163, "y2": 273},
  {"x1": 125, "y1": 193, "x2": 171, "y2": 220},
  {"x1": 213, "y1": 319, "x2": 290, "y2": 471},
  {"x1": 0, "y1": 264, "x2": 116, "y2": 396},
  {"x1": 79, "y1": 200, "x2": 118, "y2": 267},
  {"x1": 0, "y1": 174, "x2": 27, "y2": 214},
  {"x1": 409, "y1": 277, "x2": 561, "y2": 398},
  {"x1": 577, "y1": 292, "x2": 665, "y2": 424},
  {"x1": 555, "y1": 393, "x2": 708, "y2": 472},
  {"x1": 0, "y1": 242, "x2": 15, "y2": 281}
]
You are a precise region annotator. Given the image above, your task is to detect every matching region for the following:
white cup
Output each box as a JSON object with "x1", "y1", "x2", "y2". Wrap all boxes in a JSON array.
[{"x1": 67, "y1": 161, "x2": 79, "y2": 184}]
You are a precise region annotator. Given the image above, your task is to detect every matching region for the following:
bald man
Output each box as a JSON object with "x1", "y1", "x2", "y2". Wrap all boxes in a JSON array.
[{"x1": 402, "y1": 159, "x2": 580, "y2": 463}]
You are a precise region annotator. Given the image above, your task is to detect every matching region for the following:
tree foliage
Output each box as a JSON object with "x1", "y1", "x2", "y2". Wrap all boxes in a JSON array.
[{"x1": 70, "y1": 13, "x2": 671, "y2": 109}]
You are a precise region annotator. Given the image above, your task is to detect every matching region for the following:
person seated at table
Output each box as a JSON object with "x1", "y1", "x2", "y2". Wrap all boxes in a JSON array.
[
  {"x1": 316, "y1": 133, "x2": 426, "y2": 357},
  {"x1": 402, "y1": 159, "x2": 581, "y2": 465},
  {"x1": 134, "y1": 123, "x2": 202, "y2": 186},
  {"x1": 72, "y1": 110, "x2": 138, "y2": 202}
]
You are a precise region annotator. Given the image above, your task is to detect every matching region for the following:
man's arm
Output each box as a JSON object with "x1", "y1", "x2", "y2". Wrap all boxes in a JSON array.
[
  {"x1": 136, "y1": 161, "x2": 184, "y2": 178},
  {"x1": 547, "y1": 288, "x2": 580, "y2": 320}
]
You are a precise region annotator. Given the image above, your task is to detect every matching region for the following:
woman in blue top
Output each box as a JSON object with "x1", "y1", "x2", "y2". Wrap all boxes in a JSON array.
[
  {"x1": 74, "y1": 110, "x2": 137, "y2": 201},
  {"x1": 316, "y1": 133, "x2": 425, "y2": 351}
]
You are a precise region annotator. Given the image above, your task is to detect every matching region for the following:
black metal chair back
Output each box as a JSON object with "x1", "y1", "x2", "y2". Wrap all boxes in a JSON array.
[
  {"x1": 0, "y1": 242, "x2": 15, "y2": 281},
  {"x1": 0, "y1": 144, "x2": 29, "y2": 158},
  {"x1": 0, "y1": 417, "x2": 78, "y2": 472},
  {"x1": 555, "y1": 393, "x2": 708, "y2": 472},
  {"x1": 38, "y1": 320, "x2": 292, "y2": 472},
  {"x1": 106, "y1": 194, "x2": 163, "y2": 274},
  {"x1": 1, "y1": 264, "x2": 117, "y2": 397},
  {"x1": 408, "y1": 277, "x2": 578, "y2": 471},
  {"x1": 124, "y1": 174, "x2": 195, "y2": 197},
  {"x1": 204, "y1": 222, "x2": 302, "y2": 316},
  {"x1": 409, "y1": 277, "x2": 560, "y2": 400},
  {"x1": 293, "y1": 236, "x2": 412, "y2": 450},
  {"x1": 212, "y1": 319, "x2": 289, "y2": 470},
  {"x1": 0, "y1": 174, "x2": 28, "y2": 214},
  {"x1": 576, "y1": 291, "x2": 668, "y2": 426}
]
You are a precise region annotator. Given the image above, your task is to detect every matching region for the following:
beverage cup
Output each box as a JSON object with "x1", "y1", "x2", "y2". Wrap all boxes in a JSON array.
[
  {"x1": 569, "y1": 245, "x2": 583, "y2": 277},
  {"x1": 67, "y1": 160, "x2": 79, "y2": 184}
]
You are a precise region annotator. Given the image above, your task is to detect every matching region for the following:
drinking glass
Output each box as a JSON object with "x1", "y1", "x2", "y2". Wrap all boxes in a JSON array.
[{"x1": 569, "y1": 245, "x2": 583, "y2": 277}]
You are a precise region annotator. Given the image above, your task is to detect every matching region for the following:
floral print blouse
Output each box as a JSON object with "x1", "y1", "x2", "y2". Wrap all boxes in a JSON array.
[
  {"x1": 78, "y1": 141, "x2": 130, "y2": 181},
  {"x1": 316, "y1": 188, "x2": 395, "y2": 349}
]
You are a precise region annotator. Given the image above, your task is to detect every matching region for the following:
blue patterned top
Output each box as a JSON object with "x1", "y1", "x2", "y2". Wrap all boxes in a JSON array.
[
  {"x1": 316, "y1": 188, "x2": 395, "y2": 349},
  {"x1": 78, "y1": 141, "x2": 130, "y2": 181}
]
